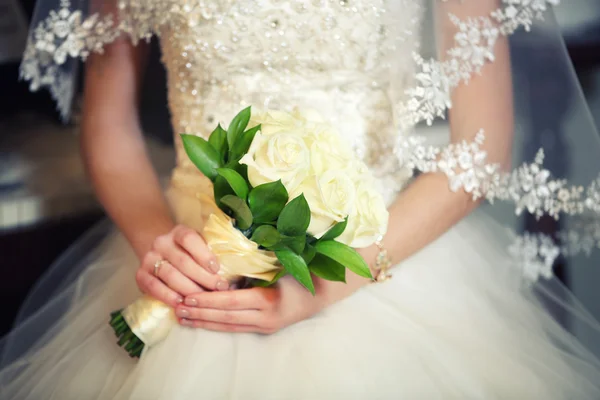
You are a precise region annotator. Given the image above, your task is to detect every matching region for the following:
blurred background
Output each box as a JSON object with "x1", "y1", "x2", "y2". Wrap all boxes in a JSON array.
[{"x1": 1, "y1": 0, "x2": 600, "y2": 349}]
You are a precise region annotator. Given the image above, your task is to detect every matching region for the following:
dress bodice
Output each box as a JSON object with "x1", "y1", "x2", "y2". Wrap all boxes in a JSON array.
[{"x1": 161, "y1": 0, "x2": 423, "y2": 203}]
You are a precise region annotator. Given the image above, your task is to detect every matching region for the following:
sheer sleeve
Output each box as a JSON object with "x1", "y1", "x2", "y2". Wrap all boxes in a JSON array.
[
  {"x1": 19, "y1": 0, "x2": 170, "y2": 120},
  {"x1": 394, "y1": 0, "x2": 600, "y2": 282}
]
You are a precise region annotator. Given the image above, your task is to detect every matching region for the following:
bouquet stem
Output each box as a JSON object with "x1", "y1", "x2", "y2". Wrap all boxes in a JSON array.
[{"x1": 109, "y1": 310, "x2": 144, "y2": 358}]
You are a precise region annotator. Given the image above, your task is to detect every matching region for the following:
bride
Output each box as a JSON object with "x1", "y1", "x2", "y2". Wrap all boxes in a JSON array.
[{"x1": 3, "y1": 0, "x2": 600, "y2": 398}]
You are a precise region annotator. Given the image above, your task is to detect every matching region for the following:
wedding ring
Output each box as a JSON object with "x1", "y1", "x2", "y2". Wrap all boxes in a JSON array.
[{"x1": 153, "y1": 259, "x2": 167, "y2": 277}]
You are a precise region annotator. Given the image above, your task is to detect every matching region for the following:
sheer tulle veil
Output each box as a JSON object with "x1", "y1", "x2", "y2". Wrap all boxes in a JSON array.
[{"x1": 3, "y1": 0, "x2": 600, "y2": 387}]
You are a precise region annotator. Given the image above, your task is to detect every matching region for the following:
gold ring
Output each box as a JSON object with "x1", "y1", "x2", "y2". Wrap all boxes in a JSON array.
[{"x1": 153, "y1": 259, "x2": 167, "y2": 277}]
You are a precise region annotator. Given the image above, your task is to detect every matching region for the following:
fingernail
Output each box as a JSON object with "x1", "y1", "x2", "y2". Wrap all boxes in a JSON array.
[
  {"x1": 180, "y1": 318, "x2": 192, "y2": 326},
  {"x1": 177, "y1": 309, "x2": 189, "y2": 318},
  {"x1": 184, "y1": 298, "x2": 198, "y2": 307},
  {"x1": 216, "y1": 280, "x2": 229, "y2": 291},
  {"x1": 176, "y1": 296, "x2": 184, "y2": 304},
  {"x1": 208, "y1": 259, "x2": 219, "y2": 274}
]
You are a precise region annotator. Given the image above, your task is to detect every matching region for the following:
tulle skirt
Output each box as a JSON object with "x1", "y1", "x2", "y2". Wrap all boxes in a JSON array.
[{"x1": 2, "y1": 189, "x2": 600, "y2": 399}]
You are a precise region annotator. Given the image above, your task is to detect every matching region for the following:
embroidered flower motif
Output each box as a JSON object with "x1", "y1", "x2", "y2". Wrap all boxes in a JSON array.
[
  {"x1": 396, "y1": 131, "x2": 598, "y2": 219},
  {"x1": 400, "y1": 1, "x2": 562, "y2": 127},
  {"x1": 509, "y1": 233, "x2": 559, "y2": 283}
]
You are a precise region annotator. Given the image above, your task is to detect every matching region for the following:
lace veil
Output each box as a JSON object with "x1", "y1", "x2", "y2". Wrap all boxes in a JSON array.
[{"x1": 17, "y1": 0, "x2": 600, "y2": 356}]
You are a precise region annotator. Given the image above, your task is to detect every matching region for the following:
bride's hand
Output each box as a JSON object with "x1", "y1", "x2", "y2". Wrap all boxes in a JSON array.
[
  {"x1": 175, "y1": 275, "x2": 324, "y2": 333},
  {"x1": 135, "y1": 225, "x2": 231, "y2": 307}
]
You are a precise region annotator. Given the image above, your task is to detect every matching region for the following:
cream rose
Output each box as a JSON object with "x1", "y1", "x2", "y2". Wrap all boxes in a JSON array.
[
  {"x1": 203, "y1": 212, "x2": 281, "y2": 282},
  {"x1": 291, "y1": 108, "x2": 326, "y2": 123},
  {"x1": 249, "y1": 109, "x2": 302, "y2": 136},
  {"x1": 338, "y1": 181, "x2": 389, "y2": 248},
  {"x1": 303, "y1": 125, "x2": 354, "y2": 175},
  {"x1": 239, "y1": 131, "x2": 311, "y2": 192},
  {"x1": 292, "y1": 170, "x2": 356, "y2": 238}
]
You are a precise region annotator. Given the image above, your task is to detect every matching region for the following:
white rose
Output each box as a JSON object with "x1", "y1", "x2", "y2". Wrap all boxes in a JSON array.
[
  {"x1": 249, "y1": 109, "x2": 302, "y2": 136},
  {"x1": 337, "y1": 182, "x2": 389, "y2": 248},
  {"x1": 291, "y1": 108, "x2": 326, "y2": 123},
  {"x1": 303, "y1": 124, "x2": 354, "y2": 175},
  {"x1": 239, "y1": 131, "x2": 310, "y2": 192},
  {"x1": 292, "y1": 170, "x2": 356, "y2": 238}
]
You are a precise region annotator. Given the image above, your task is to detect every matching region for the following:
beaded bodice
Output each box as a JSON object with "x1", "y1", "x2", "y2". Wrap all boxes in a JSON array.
[{"x1": 161, "y1": 0, "x2": 423, "y2": 203}]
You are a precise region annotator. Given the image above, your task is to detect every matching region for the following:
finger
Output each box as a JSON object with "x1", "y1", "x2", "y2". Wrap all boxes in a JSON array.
[
  {"x1": 144, "y1": 251, "x2": 203, "y2": 295},
  {"x1": 175, "y1": 306, "x2": 263, "y2": 325},
  {"x1": 180, "y1": 319, "x2": 269, "y2": 334},
  {"x1": 173, "y1": 225, "x2": 219, "y2": 273},
  {"x1": 135, "y1": 268, "x2": 183, "y2": 308},
  {"x1": 152, "y1": 260, "x2": 205, "y2": 296},
  {"x1": 183, "y1": 288, "x2": 269, "y2": 310},
  {"x1": 161, "y1": 245, "x2": 228, "y2": 291}
]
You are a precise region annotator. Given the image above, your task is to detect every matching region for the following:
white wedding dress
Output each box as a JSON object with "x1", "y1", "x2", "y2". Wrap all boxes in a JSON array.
[{"x1": 3, "y1": 1, "x2": 600, "y2": 399}]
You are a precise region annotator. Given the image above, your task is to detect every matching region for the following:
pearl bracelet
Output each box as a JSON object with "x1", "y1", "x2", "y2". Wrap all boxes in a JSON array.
[{"x1": 373, "y1": 235, "x2": 393, "y2": 283}]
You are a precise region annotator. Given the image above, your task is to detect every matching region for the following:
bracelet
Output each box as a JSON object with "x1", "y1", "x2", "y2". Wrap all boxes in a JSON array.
[{"x1": 373, "y1": 235, "x2": 393, "y2": 283}]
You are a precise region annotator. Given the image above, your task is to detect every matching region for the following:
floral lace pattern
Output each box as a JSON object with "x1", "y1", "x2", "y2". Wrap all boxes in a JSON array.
[
  {"x1": 397, "y1": 132, "x2": 600, "y2": 219},
  {"x1": 510, "y1": 213, "x2": 600, "y2": 283},
  {"x1": 402, "y1": 0, "x2": 561, "y2": 126},
  {"x1": 20, "y1": 0, "x2": 120, "y2": 119},
  {"x1": 509, "y1": 232, "x2": 559, "y2": 283}
]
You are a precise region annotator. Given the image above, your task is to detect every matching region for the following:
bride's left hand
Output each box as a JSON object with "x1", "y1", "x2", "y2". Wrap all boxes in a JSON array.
[{"x1": 175, "y1": 276, "x2": 324, "y2": 334}]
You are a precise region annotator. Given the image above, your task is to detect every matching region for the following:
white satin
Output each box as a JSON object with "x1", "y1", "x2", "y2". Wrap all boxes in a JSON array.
[{"x1": 1, "y1": 188, "x2": 600, "y2": 399}]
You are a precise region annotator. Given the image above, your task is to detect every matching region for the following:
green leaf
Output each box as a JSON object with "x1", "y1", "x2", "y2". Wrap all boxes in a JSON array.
[
  {"x1": 213, "y1": 175, "x2": 235, "y2": 209},
  {"x1": 208, "y1": 124, "x2": 228, "y2": 164},
  {"x1": 248, "y1": 180, "x2": 289, "y2": 223},
  {"x1": 278, "y1": 235, "x2": 305, "y2": 255},
  {"x1": 221, "y1": 195, "x2": 253, "y2": 230},
  {"x1": 229, "y1": 124, "x2": 260, "y2": 162},
  {"x1": 277, "y1": 194, "x2": 311, "y2": 237},
  {"x1": 275, "y1": 248, "x2": 315, "y2": 295},
  {"x1": 309, "y1": 254, "x2": 346, "y2": 283},
  {"x1": 250, "y1": 225, "x2": 281, "y2": 248},
  {"x1": 216, "y1": 168, "x2": 249, "y2": 200},
  {"x1": 315, "y1": 240, "x2": 372, "y2": 279},
  {"x1": 234, "y1": 163, "x2": 249, "y2": 181},
  {"x1": 252, "y1": 269, "x2": 288, "y2": 287},
  {"x1": 320, "y1": 217, "x2": 348, "y2": 242},
  {"x1": 227, "y1": 107, "x2": 252, "y2": 148},
  {"x1": 301, "y1": 243, "x2": 317, "y2": 265},
  {"x1": 181, "y1": 134, "x2": 221, "y2": 181}
]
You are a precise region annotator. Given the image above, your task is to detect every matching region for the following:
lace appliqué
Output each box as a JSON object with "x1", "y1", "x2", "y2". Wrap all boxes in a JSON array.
[
  {"x1": 509, "y1": 213, "x2": 600, "y2": 283},
  {"x1": 397, "y1": 131, "x2": 599, "y2": 219},
  {"x1": 404, "y1": 15, "x2": 499, "y2": 126},
  {"x1": 401, "y1": 0, "x2": 560, "y2": 126},
  {"x1": 20, "y1": 0, "x2": 175, "y2": 119},
  {"x1": 20, "y1": 0, "x2": 118, "y2": 119},
  {"x1": 509, "y1": 232, "x2": 559, "y2": 283}
]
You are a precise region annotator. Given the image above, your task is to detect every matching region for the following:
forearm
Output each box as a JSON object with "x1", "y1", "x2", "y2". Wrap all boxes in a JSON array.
[
  {"x1": 81, "y1": 38, "x2": 175, "y2": 260},
  {"x1": 81, "y1": 122, "x2": 175, "y2": 259}
]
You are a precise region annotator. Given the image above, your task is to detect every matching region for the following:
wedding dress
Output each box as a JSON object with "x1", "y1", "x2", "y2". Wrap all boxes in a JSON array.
[{"x1": 3, "y1": 1, "x2": 600, "y2": 399}]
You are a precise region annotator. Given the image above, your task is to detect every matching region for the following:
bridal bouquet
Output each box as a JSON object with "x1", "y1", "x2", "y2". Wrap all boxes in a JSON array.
[{"x1": 109, "y1": 107, "x2": 389, "y2": 357}]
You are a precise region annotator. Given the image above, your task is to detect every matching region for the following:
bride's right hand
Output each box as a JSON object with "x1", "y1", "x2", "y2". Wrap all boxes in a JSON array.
[{"x1": 135, "y1": 225, "x2": 230, "y2": 307}]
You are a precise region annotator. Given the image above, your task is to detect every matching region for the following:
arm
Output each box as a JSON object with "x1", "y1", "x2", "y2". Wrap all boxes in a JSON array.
[
  {"x1": 178, "y1": 0, "x2": 514, "y2": 332},
  {"x1": 81, "y1": 38, "x2": 172, "y2": 259},
  {"x1": 81, "y1": 29, "x2": 227, "y2": 307}
]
